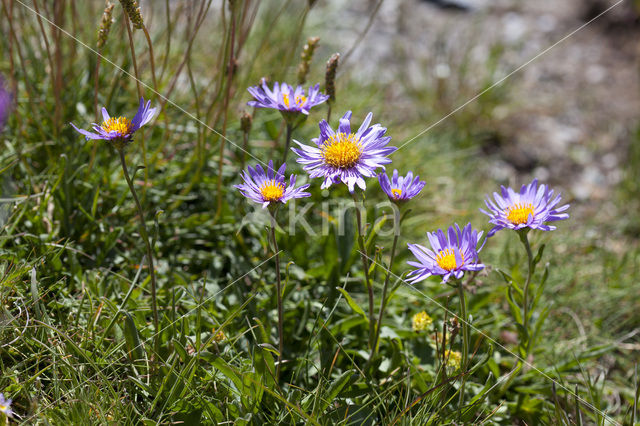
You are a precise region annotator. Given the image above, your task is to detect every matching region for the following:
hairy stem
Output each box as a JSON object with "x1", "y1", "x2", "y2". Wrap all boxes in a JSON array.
[
  {"x1": 369, "y1": 209, "x2": 401, "y2": 362},
  {"x1": 241, "y1": 130, "x2": 249, "y2": 171},
  {"x1": 118, "y1": 149, "x2": 159, "y2": 347},
  {"x1": 457, "y1": 280, "x2": 469, "y2": 414},
  {"x1": 519, "y1": 229, "x2": 534, "y2": 346},
  {"x1": 352, "y1": 193, "x2": 375, "y2": 350},
  {"x1": 269, "y1": 216, "x2": 284, "y2": 380},
  {"x1": 281, "y1": 123, "x2": 292, "y2": 164}
]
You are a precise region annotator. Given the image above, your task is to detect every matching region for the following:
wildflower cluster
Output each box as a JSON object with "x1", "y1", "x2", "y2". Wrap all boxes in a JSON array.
[
  {"x1": 66, "y1": 66, "x2": 571, "y2": 418},
  {"x1": 241, "y1": 77, "x2": 570, "y2": 373}
]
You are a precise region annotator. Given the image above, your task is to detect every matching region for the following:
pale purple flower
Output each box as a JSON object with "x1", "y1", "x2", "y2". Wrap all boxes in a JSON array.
[
  {"x1": 379, "y1": 169, "x2": 426, "y2": 202},
  {"x1": 235, "y1": 160, "x2": 311, "y2": 208},
  {"x1": 480, "y1": 179, "x2": 570, "y2": 237},
  {"x1": 70, "y1": 97, "x2": 156, "y2": 149},
  {"x1": 0, "y1": 393, "x2": 12, "y2": 418},
  {"x1": 407, "y1": 223, "x2": 484, "y2": 284},
  {"x1": 247, "y1": 81, "x2": 328, "y2": 115},
  {"x1": 292, "y1": 111, "x2": 397, "y2": 192}
]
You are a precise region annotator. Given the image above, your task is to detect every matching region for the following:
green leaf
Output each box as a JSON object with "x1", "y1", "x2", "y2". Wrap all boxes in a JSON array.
[
  {"x1": 533, "y1": 243, "x2": 546, "y2": 267},
  {"x1": 122, "y1": 310, "x2": 145, "y2": 364},
  {"x1": 532, "y1": 263, "x2": 550, "y2": 310},
  {"x1": 336, "y1": 208, "x2": 355, "y2": 273},
  {"x1": 506, "y1": 286, "x2": 523, "y2": 324},
  {"x1": 212, "y1": 357, "x2": 244, "y2": 392},
  {"x1": 336, "y1": 287, "x2": 368, "y2": 322},
  {"x1": 316, "y1": 369, "x2": 355, "y2": 415},
  {"x1": 496, "y1": 268, "x2": 513, "y2": 284}
]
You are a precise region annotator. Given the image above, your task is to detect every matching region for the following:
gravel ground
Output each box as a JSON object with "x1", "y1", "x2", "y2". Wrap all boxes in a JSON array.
[{"x1": 310, "y1": 0, "x2": 639, "y2": 209}]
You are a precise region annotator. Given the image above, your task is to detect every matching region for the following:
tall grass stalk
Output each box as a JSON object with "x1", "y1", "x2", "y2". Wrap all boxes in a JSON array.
[
  {"x1": 215, "y1": 0, "x2": 238, "y2": 222},
  {"x1": 123, "y1": 14, "x2": 149, "y2": 185}
]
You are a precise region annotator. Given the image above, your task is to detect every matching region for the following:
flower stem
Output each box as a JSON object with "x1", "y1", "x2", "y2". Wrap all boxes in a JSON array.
[
  {"x1": 518, "y1": 229, "x2": 534, "y2": 345},
  {"x1": 369, "y1": 209, "x2": 401, "y2": 361},
  {"x1": 241, "y1": 129, "x2": 249, "y2": 171},
  {"x1": 281, "y1": 123, "x2": 293, "y2": 165},
  {"x1": 352, "y1": 193, "x2": 375, "y2": 350},
  {"x1": 118, "y1": 150, "x2": 159, "y2": 341},
  {"x1": 457, "y1": 280, "x2": 469, "y2": 413},
  {"x1": 269, "y1": 215, "x2": 284, "y2": 380},
  {"x1": 500, "y1": 231, "x2": 536, "y2": 395}
]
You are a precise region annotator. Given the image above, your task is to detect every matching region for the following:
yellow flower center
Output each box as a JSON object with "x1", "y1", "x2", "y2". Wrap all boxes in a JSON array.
[
  {"x1": 436, "y1": 248, "x2": 462, "y2": 271},
  {"x1": 391, "y1": 189, "x2": 402, "y2": 199},
  {"x1": 322, "y1": 132, "x2": 362, "y2": 169},
  {"x1": 0, "y1": 403, "x2": 8, "y2": 412},
  {"x1": 101, "y1": 116, "x2": 132, "y2": 135},
  {"x1": 282, "y1": 93, "x2": 307, "y2": 109},
  {"x1": 506, "y1": 202, "x2": 535, "y2": 225},
  {"x1": 259, "y1": 180, "x2": 285, "y2": 202}
]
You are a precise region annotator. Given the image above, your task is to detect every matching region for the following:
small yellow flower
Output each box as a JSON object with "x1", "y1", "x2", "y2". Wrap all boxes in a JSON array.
[
  {"x1": 445, "y1": 350, "x2": 462, "y2": 370},
  {"x1": 213, "y1": 328, "x2": 226, "y2": 343},
  {"x1": 412, "y1": 311, "x2": 433, "y2": 332}
]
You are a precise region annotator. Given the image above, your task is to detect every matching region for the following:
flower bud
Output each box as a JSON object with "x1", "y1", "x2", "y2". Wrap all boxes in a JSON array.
[
  {"x1": 297, "y1": 36, "x2": 320, "y2": 85},
  {"x1": 325, "y1": 53, "x2": 340, "y2": 103},
  {"x1": 119, "y1": 0, "x2": 144, "y2": 30},
  {"x1": 97, "y1": 2, "x2": 115, "y2": 49}
]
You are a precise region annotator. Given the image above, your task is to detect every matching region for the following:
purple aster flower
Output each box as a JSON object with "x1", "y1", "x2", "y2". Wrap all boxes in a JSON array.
[
  {"x1": 247, "y1": 81, "x2": 328, "y2": 116},
  {"x1": 379, "y1": 169, "x2": 426, "y2": 202},
  {"x1": 407, "y1": 223, "x2": 485, "y2": 284},
  {"x1": 0, "y1": 76, "x2": 11, "y2": 132},
  {"x1": 292, "y1": 111, "x2": 397, "y2": 192},
  {"x1": 0, "y1": 393, "x2": 12, "y2": 418},
  {"x1": 480, "y1": 179, "x2": 570, "y2": 237},
  {"x1": 70, "y1": 97, "x2": 156, "y2": 150},
  {"x1": 235, "y1": 160, "x2": 311, "y2": 209}
]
